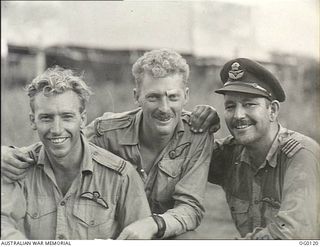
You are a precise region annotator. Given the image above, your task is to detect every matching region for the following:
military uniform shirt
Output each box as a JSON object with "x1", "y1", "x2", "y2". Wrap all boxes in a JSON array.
[
  {"x1": 85, "y1": 108, "x2": 213, "y2": 238},
  {"x1": 1, "y1": 136, "x2": 151, "y2": 240},
  {"x1": 209, "y1": 125, "x2": 320, "y2": 239}
]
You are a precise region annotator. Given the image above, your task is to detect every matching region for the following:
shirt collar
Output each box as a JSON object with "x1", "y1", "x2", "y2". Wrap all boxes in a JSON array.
[
  {"x1": 266, "y1": 124, "x2": 290, "y2": 168},
  {"x1": 36, "y1": 134, "x2": 94, "y2": 173},
  {"x1": 119, "y1": 108, "x2": 185, "y2": 145},
  {"x1": 237, "y1": 124, "x2": 288, "y2": 169}
]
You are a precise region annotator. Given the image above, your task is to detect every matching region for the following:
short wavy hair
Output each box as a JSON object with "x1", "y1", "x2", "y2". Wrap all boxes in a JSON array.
[
  {"x1": 26, "y1": 66, "x2": 93, "y2": 113},
  {"x1": 132, "y1": 49, "x2": 190, "y2": 90}
]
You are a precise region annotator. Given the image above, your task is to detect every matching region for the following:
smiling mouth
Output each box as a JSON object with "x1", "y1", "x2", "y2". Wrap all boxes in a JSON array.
[
  {"x1": 234, "y1": 124, "x2": 252, "y2": 129},
  {"x1": 156, "y1": 116, "x2": 172, "y2": 122},
  {"x1": 49, "y1": 137, "x2": 69, "y2": 144}
]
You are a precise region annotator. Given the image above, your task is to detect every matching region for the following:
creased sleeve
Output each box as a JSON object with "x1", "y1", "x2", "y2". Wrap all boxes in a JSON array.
[
  {"x1": 1, "y1": 178, "x2": 28, "y2": 239},
  {"x1": 116, "y1": 163, "x2": 151, "y2": 231},
  {"x1": 160, "y1": 133, "x2": 213, "y2": 238}
]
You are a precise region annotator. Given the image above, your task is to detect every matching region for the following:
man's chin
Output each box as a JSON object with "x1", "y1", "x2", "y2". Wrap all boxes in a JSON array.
[
  {"x1": 45, "y1": 147, "x2": 69, "y2": 159},
  {"x1": 154, "y1": 122, "x2": 176, "y2": 135}
]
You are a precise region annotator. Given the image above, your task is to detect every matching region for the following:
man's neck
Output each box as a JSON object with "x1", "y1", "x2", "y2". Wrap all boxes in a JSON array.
[
  {"x1": 46, "y1": 141, "x2": 84, "y2": 195},
  {"x1": 140, "y1": 122, "x2": 174, "y2": 152},
  {"x1": 245, "y1": 123, "x2": 279, "y2": 166}
]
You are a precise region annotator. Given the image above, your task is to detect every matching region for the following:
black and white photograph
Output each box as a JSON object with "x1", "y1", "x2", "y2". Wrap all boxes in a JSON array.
[{"x1": 1, "y1": 0, "x2": 319, "y2": 244}]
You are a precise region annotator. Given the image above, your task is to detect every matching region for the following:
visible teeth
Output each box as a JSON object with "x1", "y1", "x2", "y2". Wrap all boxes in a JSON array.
[
  {"x1": 50, "y1": 138, "x2": 67, "y2": 144},
  {"x1": 236, "y1": 125, "x2": 249, "y2": 129},
  {"x1": 157, "y1": 117, "x2": 171, "y2": 121}
]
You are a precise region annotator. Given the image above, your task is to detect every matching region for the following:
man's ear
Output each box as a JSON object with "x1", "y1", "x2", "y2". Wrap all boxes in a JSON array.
[
  {"x1": 269, "y1": 100, "x2": 280, "y2": 122},
  {"x1": 29, "y1": 113, "x2": 37, "y2": 130},
  {"x1": 80, "y1": 110, "x2": 87, "y2": 129},
  {"x1": 133, "y1": 88, "x2": 141, "y2": 106},
  {"x1": 184, "y1": 87, "x2": 190, "y2": 104}
]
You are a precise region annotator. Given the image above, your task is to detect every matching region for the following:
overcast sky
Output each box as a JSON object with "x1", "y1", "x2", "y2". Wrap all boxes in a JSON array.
[{"x1": 2, "y1": 0, "x2": 319, "y2": 60}]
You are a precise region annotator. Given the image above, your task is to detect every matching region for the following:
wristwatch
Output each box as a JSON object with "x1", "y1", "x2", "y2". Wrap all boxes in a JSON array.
[{"x1": 151, "y1": 214, "x2": 166, "y2": 239}]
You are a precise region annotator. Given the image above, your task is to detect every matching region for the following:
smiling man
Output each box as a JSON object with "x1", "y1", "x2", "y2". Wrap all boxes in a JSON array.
[
  {"x1": 1, "y1": 49, "x2": 215, "y2": 240},
  {"x1": 208, "y1": 58, "x2": 320, "y2": 239},
  {"x1": 1, "y1": 67, "x2": 151, "y2": 240},
  {"x1": 84, "y1": 49, "x2": 213, "y2": 239}
]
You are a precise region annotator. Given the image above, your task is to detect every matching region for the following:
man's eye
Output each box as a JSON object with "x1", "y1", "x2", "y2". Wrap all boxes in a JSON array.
[
  {"x1": 244, "y1": 103, "x2": 256, "y2": 108},
  {"x1": 63, "y1": 115, "x2": 74, "y2": 120},
  {"x1": 225, "y1": 105, "x2": 235, "y2": 110},
  {"x1": 168, "y1": 94, "x2": 180, "y2": 101},
  {"x1": 146, "y1": 95, "x2": 158, "y2": 101},
  {"x1": 40, "y1": 116, "x2": 51, "y2": 122}
]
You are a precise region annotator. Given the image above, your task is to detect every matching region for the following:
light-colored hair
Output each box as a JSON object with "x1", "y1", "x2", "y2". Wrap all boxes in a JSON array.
[
  {"x1": 132, "y1": 49, "x2": 190, "y2": 90},
  {"x1": 26, "y1": 66, "x2": 93, "y2": 113}
]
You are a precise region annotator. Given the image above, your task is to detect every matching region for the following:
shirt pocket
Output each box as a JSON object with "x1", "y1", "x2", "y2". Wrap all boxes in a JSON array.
[
  {"x1": 155, "y1": 158, "x2": 184, "y2": 201},
  {"x1": 25, "y1": 196, "x2": 57, "y2": 239},
  {"x1": 229, "y1": 197, "x2": 250, "y2": 232},
  {"x1": 72, "y1": 200, "x2": 116, "y2": 240}
]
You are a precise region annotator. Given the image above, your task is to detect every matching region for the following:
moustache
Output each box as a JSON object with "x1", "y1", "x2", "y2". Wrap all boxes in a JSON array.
[
  {"x1": 152, "y1": 111, "x2": 175, "y2": 121},
  {"x1": 231, "y1": 119, "x2": 255, "y2": 128}
]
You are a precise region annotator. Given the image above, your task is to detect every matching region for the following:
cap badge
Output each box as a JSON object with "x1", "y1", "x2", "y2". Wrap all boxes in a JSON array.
[{"x1": 228, "y1": 62, "x2": 244, "y2": 80}]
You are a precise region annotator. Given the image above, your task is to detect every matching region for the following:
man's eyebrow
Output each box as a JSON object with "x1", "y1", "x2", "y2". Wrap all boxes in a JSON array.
[
  {"x1": 61, "y1": 112, "x2": 76, "y2": 115},
  {"x1": 145, "y1": 90, "x2": 161, "y2": 95},
  {"x1": 165, "y1": 89, "x2": 181, "y2": 95},
  {"x1": 38, "y1": 113, "x2": 52, "y2": 116},
  {"x1": 224, "y1": 99, "x2": 235, "y2": 105}
]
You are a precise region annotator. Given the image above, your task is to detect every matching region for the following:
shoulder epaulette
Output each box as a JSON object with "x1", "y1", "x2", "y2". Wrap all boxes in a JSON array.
[
  {"x1": 95, "y1": 109, "x2": 140, "y2": 136},
  {"x1": 89, "y1": 143, "x2": 127, "y2": 175},
  {"x1": 21, "y1": 142, "x2": 42, "y2": 164},
  {"x1": 280, "y1": 138, "x2": 303, "y2": 158},
  {"x1": 181, "y1": 110, "x2": 191, "y2": 123}
]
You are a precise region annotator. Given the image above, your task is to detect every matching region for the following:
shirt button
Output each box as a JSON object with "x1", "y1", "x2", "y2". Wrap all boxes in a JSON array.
[
  {"x1": 254, "y1": 200, "x2": 259, "y2": 204},
  {"x1": 33, "y1": 213, "x2": 38, "y2": 218},
  {"x1": 90, "y1": 220, "x2": 95, "y2": 226},
  {"x1": 58, "y1": 234, "x2": 65, "y2": 239},
  {"x1": 60, "y1": 201, "x2": 66, "y2": 206}
]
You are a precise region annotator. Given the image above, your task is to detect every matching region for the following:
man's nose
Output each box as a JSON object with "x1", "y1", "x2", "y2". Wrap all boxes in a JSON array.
[
  {"x1": 51, "y1": 117, "x2": 63, "y2": 134},
  {"x1": 158, "y1": 97, "x2": 170, "y2": 112},
  {"x1": 234, "y1": 105, "x2": 246, "y2": 119}
]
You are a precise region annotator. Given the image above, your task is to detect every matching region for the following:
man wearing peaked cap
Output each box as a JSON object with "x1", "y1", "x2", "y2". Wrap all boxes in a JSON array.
[
  {"x1": 216, "y1": 58, "x2": 285, "y2": 102},
  {"x1": 209, "y1": 58, "x2": 320, "y2": 239}
]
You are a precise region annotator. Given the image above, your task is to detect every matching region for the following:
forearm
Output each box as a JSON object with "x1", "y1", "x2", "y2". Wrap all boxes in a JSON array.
[{"x1": 160, "y1": 202, "x2": 204, "y2": 238}]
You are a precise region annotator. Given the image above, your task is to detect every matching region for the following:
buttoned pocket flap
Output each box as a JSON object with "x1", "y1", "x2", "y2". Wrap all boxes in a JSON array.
[
  {"x1": 73, "y1": 201, "x2": 112, "y2": 226},
  {"x1": 158, "y1": 159, "x2": 184, "y2": 178},
  {"x1": 26, "y1": 198, "x2": 56, "y2": 219}
]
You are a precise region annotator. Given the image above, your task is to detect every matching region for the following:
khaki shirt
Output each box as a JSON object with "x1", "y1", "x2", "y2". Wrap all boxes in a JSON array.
[
  {"x1": 209, "y1": 125, "x2": 320, "y2": 239},
  {"x1": 85, "y1": 108, "x2": 213, "y2": 238},
  {"x1": 1, "y1": 136, "x2": 151, "y2": 240}
]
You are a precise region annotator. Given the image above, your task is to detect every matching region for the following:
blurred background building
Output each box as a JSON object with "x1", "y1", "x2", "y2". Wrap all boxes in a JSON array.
[{"x1": 1, "y1": 0, "x2": 319, "y2": 239}]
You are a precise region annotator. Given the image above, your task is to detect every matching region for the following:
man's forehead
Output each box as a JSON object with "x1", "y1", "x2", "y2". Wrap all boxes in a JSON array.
[{"x1": 33, "y1": 91, "x2": 81, "y2": 112}]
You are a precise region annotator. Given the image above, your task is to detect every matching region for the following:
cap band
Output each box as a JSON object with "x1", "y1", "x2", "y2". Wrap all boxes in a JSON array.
[{"x1": 224, "y1": 81, "x2": 273, "y2": 99}]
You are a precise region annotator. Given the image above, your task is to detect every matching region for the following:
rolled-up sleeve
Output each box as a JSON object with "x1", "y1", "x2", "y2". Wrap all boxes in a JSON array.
[
  {"x1": 252, "y1": 149, "x2": 320, "y2": 239},
  {"x1": 1, "y1": 178, "x2": 28, "y2": 239},
  {"x1": 160, "y1": 134, "x2": 213, "y2": 238}
]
